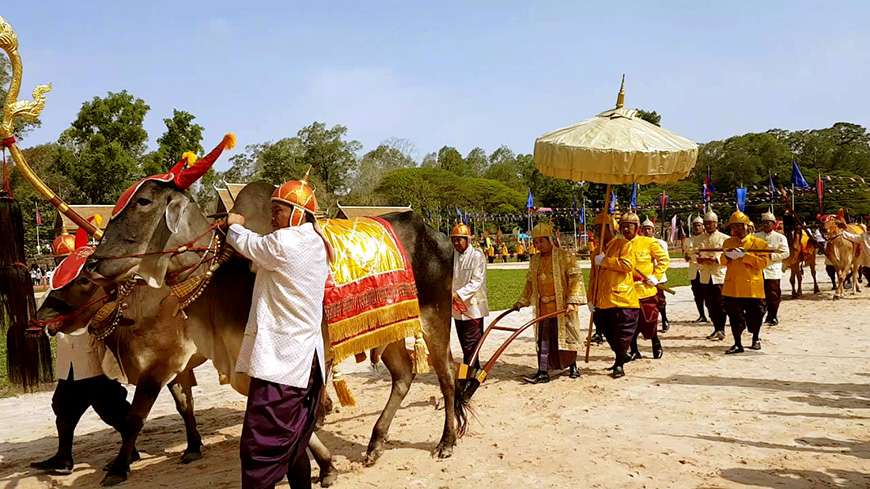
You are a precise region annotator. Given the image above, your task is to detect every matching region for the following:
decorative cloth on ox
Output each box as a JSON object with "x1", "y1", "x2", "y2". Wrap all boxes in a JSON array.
[
  {"x1": 111, "y1": 133, "x2": 236, "y2": 219},
  {"x1": 320, "y1": 217, "x2": 425, "y2": 363},
  {"x1": 50, "y1": 246, "x2": 95, "y2": 290}
]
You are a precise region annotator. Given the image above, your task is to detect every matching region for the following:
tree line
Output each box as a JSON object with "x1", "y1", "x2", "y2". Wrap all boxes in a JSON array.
[{"x1": 2, "y1": 72, "x2": 868, "y2": 255}]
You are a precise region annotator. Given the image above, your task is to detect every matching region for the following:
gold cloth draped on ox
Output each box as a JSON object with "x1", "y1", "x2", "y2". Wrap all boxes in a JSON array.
[{"x1": 320, "y1": 217, "x2": 424, "y2": 363}]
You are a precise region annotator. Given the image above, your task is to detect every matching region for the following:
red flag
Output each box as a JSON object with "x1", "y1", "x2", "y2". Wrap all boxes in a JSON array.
[
  {"x1": 816, "y1": 173, "x2": 824, "y2": 212},
  {"x1": 35, "y1": 206, "x2": 43, "y2": 226}
]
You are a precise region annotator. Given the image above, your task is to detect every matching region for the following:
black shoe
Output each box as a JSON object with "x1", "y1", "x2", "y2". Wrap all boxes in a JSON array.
[
  {"x1": 749, "y1": 340, "x2": 762, "y2": 350},
  {"x1": 522, "y1": 371, "x2": 549, "y2": 384},
  {"x1": 610, "y1": 365, "x2": 625, "y2": 378},
  {"x1": 713, "y1": 331, "x2": 726, "y2": 341},
  {"x1": 30, "y1": 455, "x2": 73, "y2": 475},
  {"x1": 696, "y1": 316, "x2": 709, "y2": 323},
  {"x1": 765, "y1": 318, "x2": 779, "y2": 326},
  {"x1": 591, "y1": 332, "x2": 605, "y2": 344},
  {"x1": 725, "y1": 345, "x2": 744, "y2": 355},
  {"x1": 660, "y1": 319, "x2": 670, "y2": 333},
  {"x1": 705, "y1": 331, "x2": 718, "y2": 340},
  {"x1": 567, "y1": 364, "x2": 581, "y2": 379},
  {"x1": 628, "y1": 351, "x2": 643, "y2": 361}
]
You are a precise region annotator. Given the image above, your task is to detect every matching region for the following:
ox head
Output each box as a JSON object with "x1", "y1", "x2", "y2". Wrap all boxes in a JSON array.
[
  {"x1": 92, "y1": 133, "x2": 235, "y2": 287},
  {"x1": 36, "y1": 265, "x2": 111, "y2": 336},
  {"x1": 93, "y1": 180, "x2": 207, "y2": 288}
]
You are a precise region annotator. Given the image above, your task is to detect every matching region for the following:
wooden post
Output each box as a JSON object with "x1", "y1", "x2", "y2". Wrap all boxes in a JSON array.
[{"x1": 584, "y1": 183, "x2": 612, "y2": 362}]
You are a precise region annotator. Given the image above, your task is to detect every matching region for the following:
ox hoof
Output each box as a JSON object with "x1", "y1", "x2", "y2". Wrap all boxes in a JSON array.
[
  {"x1": 363, "y1": 449, "x2": 382, "y2": 467},
  {"x1": 833, "y1": 295, "x2": 841, "y2": 300},
  {"x1": 814, "y1": 287, "x2": 820, "y2": 294},
  {"x1": 180, "y1": 450, "x2": 202, "y2": 464},
  {"x1": 319, "y1": 464, "x2": 338, "y2": 487},
  {"x1": 101, "y1": 471, "x2": 128, "y2": 486},
  {"x1": 433, "y1": 441, "x2": 454, "y2": 459}
]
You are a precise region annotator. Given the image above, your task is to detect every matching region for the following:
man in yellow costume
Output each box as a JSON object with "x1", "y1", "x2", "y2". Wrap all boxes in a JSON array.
[
  {"x1": 513, "y1": 223, "x2": 586, "y2": 383},
  {"x1": 721, "y1": 211, "x2": 770, "y2": 354},
  {"x1": 630, "y1": 218, "x2": 669, "y2": 360},
  {"x1": 500, "y1": 242, "x2": 510, "y2": 262},
  {"x1": 589, "y1": 212, "x2": 640, "y2": 379},
  {"x1": 684, "y1": 216, "x2": 709, "y2": 323}
]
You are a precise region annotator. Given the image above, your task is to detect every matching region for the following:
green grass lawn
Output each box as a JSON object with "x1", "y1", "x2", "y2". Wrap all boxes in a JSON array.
[{"x1": 487, "y1": 267, "x2": 689, "y2": 311}]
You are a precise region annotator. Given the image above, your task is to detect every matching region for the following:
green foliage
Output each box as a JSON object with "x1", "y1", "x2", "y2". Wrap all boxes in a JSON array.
[
  {"x1": 142, "y1": 109, "x2": 204, "y2": 175},
  {"x1": 297, "y1": 122, "x2": 362, "y2": 197},
  {"x1": 57, "y1": 91, "x2": 150, "y2": 204},
  {"x1": 375, "y1": 167, "x2": 525, "y2": 218},
  {"x1": 346, "y1": 139, "x2": 415, "y2": 204},
  {"x1": 635, "y1": 109, "x2": 662, "y2": 126},
  {"x1": 436, "y1": 146, "x2": 469, "y2": 176}
]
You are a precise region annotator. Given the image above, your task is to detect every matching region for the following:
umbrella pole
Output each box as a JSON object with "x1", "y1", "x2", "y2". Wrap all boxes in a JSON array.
[{"x1": 584, "y1": 184, "x2": 612, "y2": 363}]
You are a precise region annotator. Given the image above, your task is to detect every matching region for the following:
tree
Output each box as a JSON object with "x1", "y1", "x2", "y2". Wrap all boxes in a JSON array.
[
  {"x1": 464, "y1": 147, "x2": 488, "y2": 177},
  {"x1": 635, "y1": 108, "x2": 661, "y2": 126},
  {"x1": 297, "y1": 122, "x2": 362, "y2": 197},
  {"x1": 142, "y1": 109, "x2": 204, "y2": 175},
  {"x1": 436, "y1": 146, "x2": 468, "y2": 176},
  {"x1": 347, "y1": 140, "x2": 416, "y2": 204},
  {"x1": 56, "y1": 91, "x2": 150, "y2": 204}
]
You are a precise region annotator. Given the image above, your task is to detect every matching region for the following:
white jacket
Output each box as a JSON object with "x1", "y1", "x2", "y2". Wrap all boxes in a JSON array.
[
  {"x1": 452, "y1": 246, "x2": 489, "y2": 320},
  {"x1": 227, "y1": 223, "x2": 327, "y2": 388},
  {"x1": 56, "y1": 328, "x2": 104, "y2": 381},
  {"x1": 696, "y1": 231, "x2": 729, "y2": 285},
  {"x1": 753, "y1": 230, "x2": 790, "y2": 279}
]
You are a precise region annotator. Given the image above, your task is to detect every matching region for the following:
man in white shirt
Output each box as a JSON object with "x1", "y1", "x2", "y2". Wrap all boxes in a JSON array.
[
  {"x1": 684, "y1": 216, "x2": 708, "y2": 323},
  {"x1": 30, "y1": 245, "x2": 132, "y2": 475},
  {"x1": 226, "y1": 174, "x2": 330, "y2": 489},
  {"x1": 696, "y1": 211, "x2": 729, "y2": 341},
  {"x1": 753, "y1": 211, "x2": 790, "y2": 325},
  {"x1": 450, "y1": 223, "x2": 489, "y2": 368}
]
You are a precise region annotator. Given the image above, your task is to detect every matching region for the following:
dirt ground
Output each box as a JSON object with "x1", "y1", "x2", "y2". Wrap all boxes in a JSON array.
[{"x1": 1, "y1": 268, "x2": 868, "y2": 488}]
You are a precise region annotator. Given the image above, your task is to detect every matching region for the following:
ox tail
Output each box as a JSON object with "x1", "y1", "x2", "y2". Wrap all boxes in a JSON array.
[
  {"x1": 453, "y1": 375, "x2": 480, "y2": 438},
  {"x1": 0, "y1": 194, "x2": 53, "y2": 389}
]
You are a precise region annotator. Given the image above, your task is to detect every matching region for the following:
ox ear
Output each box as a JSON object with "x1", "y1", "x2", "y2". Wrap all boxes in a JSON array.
[{"x1": 165, "y1": 197, "x2": 190, "y2": 235}]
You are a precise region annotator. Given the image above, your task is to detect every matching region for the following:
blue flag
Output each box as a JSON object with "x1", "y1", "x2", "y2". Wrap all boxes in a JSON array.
[
  {"x1": 609, "y1": 190, "x2": 617, "y2": 213},
  {"x1": 768, "y1": 173, "x2": 776, "y2": 198},
  {"x1": 526, "y1": 189, "x2": 534, "y2": 209},
  {"x1": 455, "y1": 207, "x2": 463, "y2": 221},
  {"x1": 580, "y1": 205, "x2": 586, "y2": 224},
  {"x1": 736, "y1": 187, "x2": 747, "y2": 212},
  {"x1": 791, "y1": 160, "x2": 811, "y2": 190},
  {"x1": 630, "y1": 183, "x2": 638, "y2": 210}
]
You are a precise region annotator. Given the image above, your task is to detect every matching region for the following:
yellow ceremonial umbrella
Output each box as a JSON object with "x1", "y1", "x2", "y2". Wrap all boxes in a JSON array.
[{"x1": 533, "y1": 76, "x2": 699, "y2": 361}]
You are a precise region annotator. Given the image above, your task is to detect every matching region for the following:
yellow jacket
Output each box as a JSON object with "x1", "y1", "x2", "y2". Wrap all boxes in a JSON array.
[
  {"x1": 722, "y1": 234, "x2": 770, "y2": 298},
  {"x1": 588, "y1": 236, "x2": 639, "y2": 309},
  {"x1": 631, "y1": 236, "x2": 669, "y2": 299},
  {"x1": 516, "y1": 243, "x2": 526, "y2": 255}
]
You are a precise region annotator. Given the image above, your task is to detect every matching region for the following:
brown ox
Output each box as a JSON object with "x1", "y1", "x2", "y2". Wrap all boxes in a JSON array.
[
  {"x1": 84, "y1": 181, "x2": 460, "y2": 484},
  {"x1": 37, "y1": 265, "x2": 337, "y2": 486},
  {"x1": 824, "y1": 219, "x2": 866, "y2": 299}
]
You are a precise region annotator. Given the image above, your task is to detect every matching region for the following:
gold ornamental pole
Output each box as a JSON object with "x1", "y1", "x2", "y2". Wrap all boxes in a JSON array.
[{"x1": 0, "y1": 16, "x2": 101, "y2": 239}]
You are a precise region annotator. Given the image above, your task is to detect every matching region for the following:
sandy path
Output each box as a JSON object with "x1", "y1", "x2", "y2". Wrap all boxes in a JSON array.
[{"x1": 1, "y1": 270, "x2": 868, "y2": 488}]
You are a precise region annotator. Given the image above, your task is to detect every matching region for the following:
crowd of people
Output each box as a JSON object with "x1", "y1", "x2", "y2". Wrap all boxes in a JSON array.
[{"x1": 450, "y1": 208, "x2": 792, "y2": 381}]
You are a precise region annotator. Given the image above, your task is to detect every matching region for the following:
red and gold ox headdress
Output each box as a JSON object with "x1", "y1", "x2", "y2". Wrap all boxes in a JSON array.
[
  {"x1": 272, "y1": 168, "x2": 318, "y2": 226},
  {"x1": 111, "y1": 133, "x2": 236, "y2": 219}
]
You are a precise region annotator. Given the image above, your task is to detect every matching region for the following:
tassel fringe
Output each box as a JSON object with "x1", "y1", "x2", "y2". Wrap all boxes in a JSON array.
[
  {"x1": 332, "y1": 367, "x2": 356, "y2": 407},
  {"x1": 327, "y1": 299, "x2": 421, "y2": 343},
  {"x1": 412, "y1": 331, "x2": 430, "y2": 374},
  {"x1": 330, "y1": 318, "x2": 422, "y2": 364}
]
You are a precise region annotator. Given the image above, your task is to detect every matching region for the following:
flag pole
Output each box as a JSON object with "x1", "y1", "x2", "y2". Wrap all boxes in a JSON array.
[{"x1": 34, "y1": 203, "x2": 40, "y2": 254}]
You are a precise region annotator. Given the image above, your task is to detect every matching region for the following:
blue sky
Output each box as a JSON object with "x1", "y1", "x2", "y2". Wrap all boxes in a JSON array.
[{"x1": 5, "y1": 1, "x2": 869, "y2": 169}]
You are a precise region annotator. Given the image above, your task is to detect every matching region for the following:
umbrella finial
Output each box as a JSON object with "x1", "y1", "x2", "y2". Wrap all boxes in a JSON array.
[{"x1": 616, "y1": 74, "x2": 625, "y2": 108}]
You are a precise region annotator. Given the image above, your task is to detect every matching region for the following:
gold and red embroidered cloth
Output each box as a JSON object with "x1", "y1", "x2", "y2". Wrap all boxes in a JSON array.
[{"x1": 320, "y1": 217, "x2": 423, "y2": 363}]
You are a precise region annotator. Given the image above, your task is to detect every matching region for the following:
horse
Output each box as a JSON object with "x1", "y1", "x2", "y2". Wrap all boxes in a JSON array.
[
  {"x1": 781, "y1": 210, "x2": 820, "y2": 297},
  {"x1": 36, "y1": 263, "x2": 338, "y2": 486},
  {"x1": 85, "y1": 181, "x2": 460, "y2": 480},
  {"x1": 823, "y1": 217, "x2": 865, "y2": 299}
]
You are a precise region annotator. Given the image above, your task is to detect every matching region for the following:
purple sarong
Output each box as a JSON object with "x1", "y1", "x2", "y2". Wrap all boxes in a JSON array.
[
  {"x1": 597, "y1": 308, "x2": 640, "y2": 365},
  {"x1": 240, "y1": 358, "x2": 322, "y2": 489}
]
